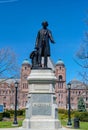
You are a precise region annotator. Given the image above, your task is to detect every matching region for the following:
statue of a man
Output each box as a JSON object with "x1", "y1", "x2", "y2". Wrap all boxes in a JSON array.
[{"x1": 35, "y1": 21, "x2": 55, "y2": 68}]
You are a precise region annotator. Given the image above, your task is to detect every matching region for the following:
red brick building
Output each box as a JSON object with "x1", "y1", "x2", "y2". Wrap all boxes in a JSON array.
[
  {"x1": 55, "y1": 59, "x2": 67, "y2": 109},
  {"x1": 0, "y1": 59, "x2": 88, "y2": 110}
]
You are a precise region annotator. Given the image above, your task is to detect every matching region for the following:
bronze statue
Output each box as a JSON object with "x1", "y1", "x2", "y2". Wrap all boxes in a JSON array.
[{"x1": 35, "y1": 21, "x2": 55, "y2": 68}]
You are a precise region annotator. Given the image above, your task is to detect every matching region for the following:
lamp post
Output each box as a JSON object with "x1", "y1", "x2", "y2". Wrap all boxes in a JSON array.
[
  {"x1": 13, "y1": 81, "x2": 19, "y2": 126},
  {"x1": 67, "y1": 82, "x2": 72, "y2": 127}
]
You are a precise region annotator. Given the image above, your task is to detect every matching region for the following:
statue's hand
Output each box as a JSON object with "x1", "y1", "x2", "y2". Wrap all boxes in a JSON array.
[
  {"x1": 35, "y1": 46, "x2": 39, "y2": 50},
  {"x1": 51, "y1": 40, "x2": 55, "y2": 44}
]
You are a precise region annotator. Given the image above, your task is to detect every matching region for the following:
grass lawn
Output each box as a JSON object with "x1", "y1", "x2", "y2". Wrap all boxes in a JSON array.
[
  {"x1": 61, "y1": 118, "x2": 88, "y2": 130},
  {"x1": 0, "y1": 116, "x2": 24, "y2": 128},
  {"x1": 0, "y1": 115, "x2": 88, "y2": 129},
  {"x1": 80, "y1": 122, "x2": 88, "y2": 130}
]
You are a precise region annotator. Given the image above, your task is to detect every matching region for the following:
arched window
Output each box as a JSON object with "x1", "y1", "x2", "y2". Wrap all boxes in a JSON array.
[
  {"x1": 58, "y1": 75, "x2": 63, "y2": 81},
  {"x1": 59, "y1": 66, "x2": 61, "y2": 70},
  {"x1": 24, "y1": 66, "x2": 27, "y2": 70},
  {"x1": 58, "y1": 75, "x2": 63, "y2": 88}
]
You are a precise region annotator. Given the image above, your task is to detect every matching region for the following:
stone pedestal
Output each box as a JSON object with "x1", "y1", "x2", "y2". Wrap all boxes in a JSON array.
[{"x1": 22, "y1": 69, "x2": 62, "y2": 130}]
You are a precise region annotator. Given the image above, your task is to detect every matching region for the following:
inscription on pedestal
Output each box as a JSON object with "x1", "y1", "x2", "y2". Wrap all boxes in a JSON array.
[{"x1": 32, "y1": 94, "x2": 51, "y2": 115}]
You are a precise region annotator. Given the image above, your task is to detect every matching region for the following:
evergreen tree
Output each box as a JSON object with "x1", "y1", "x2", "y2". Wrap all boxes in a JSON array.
[{"x1": 78, "y1": 96, "x2": 86, "y2": 112}]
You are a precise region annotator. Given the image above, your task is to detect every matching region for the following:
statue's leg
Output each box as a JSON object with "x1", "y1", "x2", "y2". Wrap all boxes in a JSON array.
[
  {"x1": 38, "y1": 48, "x2": 42, "y2": 67},
  {"x1": 44, "y1": 48, "x2": 47, "y2": 68}
]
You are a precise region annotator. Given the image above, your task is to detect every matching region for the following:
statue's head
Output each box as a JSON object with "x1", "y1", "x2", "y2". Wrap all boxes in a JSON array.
[{"x1": 42, "y1": 21, "x2": 48, "y2": 28}]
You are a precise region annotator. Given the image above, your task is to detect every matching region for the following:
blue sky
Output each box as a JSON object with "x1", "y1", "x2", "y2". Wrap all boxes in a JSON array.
[{"x1": 0, "y1": 0, "x2": 88, "y2": 82}]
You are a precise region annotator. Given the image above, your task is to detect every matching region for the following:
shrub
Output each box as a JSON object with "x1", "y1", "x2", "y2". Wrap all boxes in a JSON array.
[
  {"x1": 5, "y1": 109, "x2": 14, "y2": 115},
  {"x1": 0, "y1": 113, "x2": 3, "y2": 121},
  {"x1": 58, "y1": 108, "x2": 68, "y2": 114},
  {"x1": 59, "y1": 113, "x2": 68, "y2": 119},
  {"x1": 17, "y1": 109, "x2": 24, "y2": 116},
  {"x1": 3, "y1": 112, "x2": 10, "y2": 118},
  {"x1": 74, "y1": 111, "x2": 88, "y2": 122},
  {"x1": 5, "y1": 109, "x2": 25, "y2": 116},
  {"x1": 59, "y1": 109, "x2": 88, "y2": 122}
]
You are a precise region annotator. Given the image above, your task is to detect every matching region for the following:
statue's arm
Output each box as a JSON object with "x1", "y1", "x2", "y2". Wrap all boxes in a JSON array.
[
  {"x1": 35, "y1": 31, "x2": 40, "y2": 48},
  {"x1": 48, "y1": 30, "x2": 55, "y2": 43}
]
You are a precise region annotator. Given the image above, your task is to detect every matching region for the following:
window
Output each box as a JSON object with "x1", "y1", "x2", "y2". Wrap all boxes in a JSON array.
[
  {"x1": 58, "y1": 82, "x2": 63, "y2": 88},
  {"x1": 3, "y1": 103, "x2": 6, "y2": 108},
  {"x1": 59, "y1": 66, "x2": 61, "y2": 70},
  {"x1": 86, "y1": 97, "x2": 88, "y2": 101},
  {"x1": 71, "y1": 97, "x2": 73, "y2": 101},
  {"x1": 58, "y1": 75, "x2": 63, "y2": 81},
  {"x1": 5, "y1": 90, "x2": 7, "y2": 94},
  {"x1": 61, "y1": 94, "x2": 63, "y2": 98},
  {"x1": 23, "y1": 84, "x2": 24, "y2": 88},
  {"x1": 25, "y1": 67, "x2": 27, "y2": 70},
  {"x1": 86, "y1": 91, "x2": 88, "y2": 94},
  {"x1": 12, "y1": 90, "x2": 14, "y2": 93},
  {"x1": 27, "y1": 84, "x2": 28, "y2": 89},
  {"x1": 86, "y1": 103, "x2": 88, "y2": 108},
  {"x1": 3, "y1": 96, "x2": 6, "y2": 99}
]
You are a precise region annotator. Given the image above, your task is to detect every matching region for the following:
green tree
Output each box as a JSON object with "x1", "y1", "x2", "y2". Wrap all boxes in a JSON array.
[{"x1": 78, "y1": 96, "x2": 86, "y2": 112}]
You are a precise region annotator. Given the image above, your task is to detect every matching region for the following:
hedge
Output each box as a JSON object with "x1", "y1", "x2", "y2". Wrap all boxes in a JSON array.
[
  {"x1": 3, "y1": 112, "x2": 10, "y2": 118},
  {"x1": 0, "y1": 113, "x2": 3, "y2": 121},
  {"x1": 58, "y1": 109, "x2": 88, "y2": 122},
  {"x1": 74, "y1": 111, "x2": 88, "y2": 122},
  {"x1": 58, "y1": 108, "x2": 68, "y2": 114},
  {"x1": 5, "y1": 109, "x2": 25, "y2": 116},
  {"x1": 0, "y1": 109, "x2": 25, "y2": 121}
]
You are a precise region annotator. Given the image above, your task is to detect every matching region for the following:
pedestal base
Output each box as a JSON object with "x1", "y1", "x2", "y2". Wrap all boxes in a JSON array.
[
  {"x1": 21, "y1": 69, "x2": 63, "y2": 130},
  {"x1": 23, "y1": 118, "x2": 61, "y2": 130}
]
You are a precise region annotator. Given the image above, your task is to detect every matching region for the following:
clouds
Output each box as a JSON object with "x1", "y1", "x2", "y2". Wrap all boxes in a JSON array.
[{"x1": 0, "y1": 0, "x2": 19, "y2": 3}]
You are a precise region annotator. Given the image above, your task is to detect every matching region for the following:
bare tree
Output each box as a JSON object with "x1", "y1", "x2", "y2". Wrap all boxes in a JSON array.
[
  {"x1": 0, "y1": 47, "x2": 20, "y2": 81},
  {"x1": 74, "y1": 30, "x2": 88, "y2": 84}
]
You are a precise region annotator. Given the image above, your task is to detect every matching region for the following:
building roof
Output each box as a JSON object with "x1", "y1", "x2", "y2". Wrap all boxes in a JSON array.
[
  {"x1": 56, "y1": 59, "x2": 65, "y2": 66},
  {"x1": 67, "y1": 78, "x2": 87, "y2": 89},
  {"x1": 0, "y1": 78, "x2": 20, "y2": 84},
  {"x1": 22, "y1": 59, "x2": 30, "y2": 65}
]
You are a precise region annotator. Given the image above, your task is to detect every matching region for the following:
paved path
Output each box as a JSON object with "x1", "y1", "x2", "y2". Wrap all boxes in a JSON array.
[{"x1": 0, "y1": 127, "x2": 76, "y2": 130}]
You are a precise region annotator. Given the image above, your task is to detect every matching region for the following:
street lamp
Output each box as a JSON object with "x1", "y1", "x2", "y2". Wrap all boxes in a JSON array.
[
  {"x1": 13, "y1": 81, "x2": 19, "y2": 126},
  {"x1": 67, "y1": 82, "x2": 72, "y2": 127}
]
